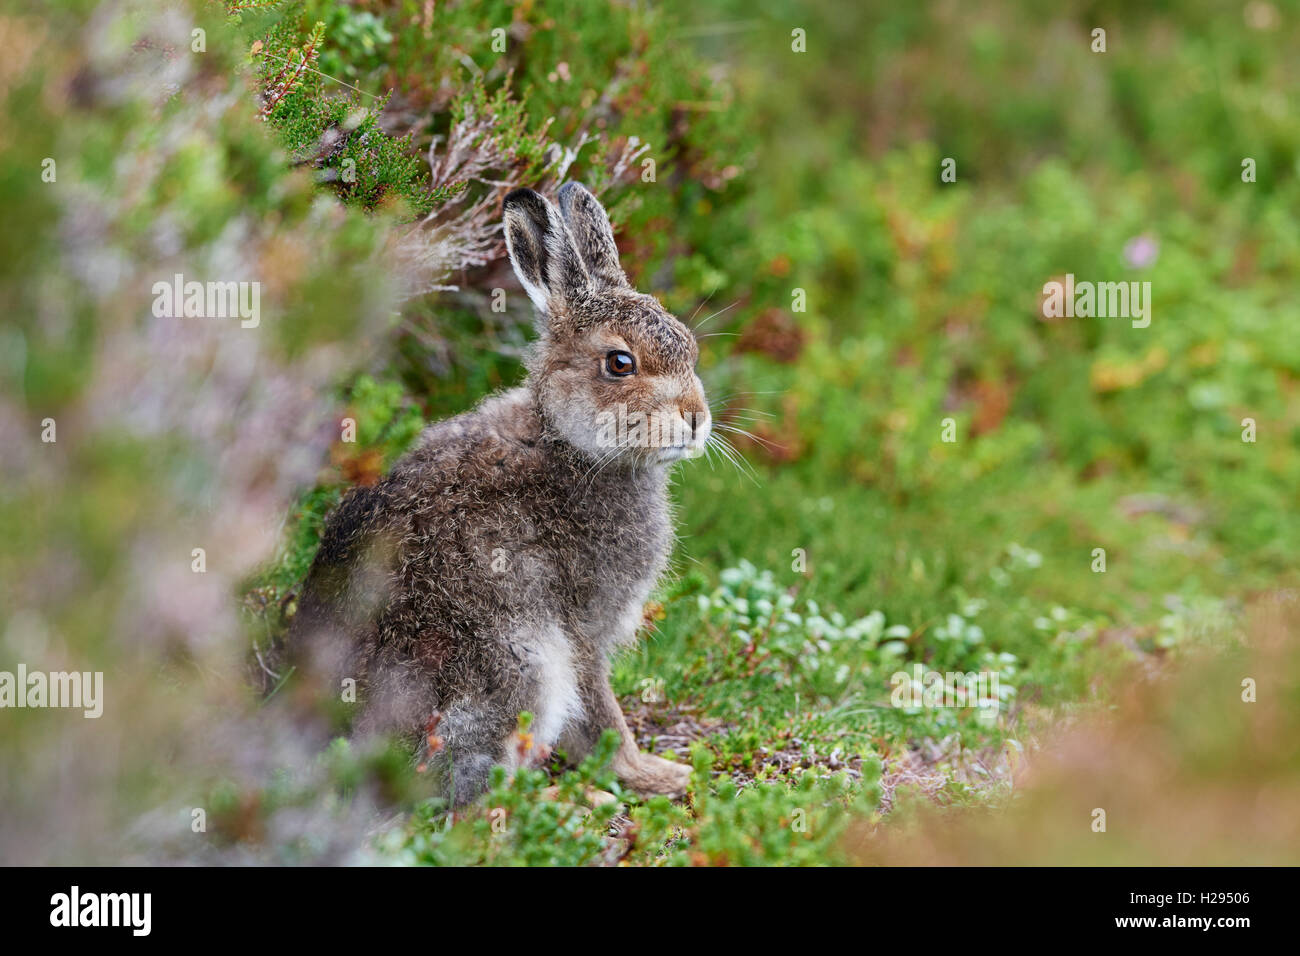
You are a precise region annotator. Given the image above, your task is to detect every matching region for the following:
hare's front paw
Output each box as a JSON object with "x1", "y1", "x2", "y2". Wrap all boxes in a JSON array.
[{"x1": 617, "y1": 752, "x2": 691, "y2": 799}]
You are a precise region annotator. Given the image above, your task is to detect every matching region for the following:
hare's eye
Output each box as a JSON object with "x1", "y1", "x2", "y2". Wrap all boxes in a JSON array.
[{"x1": 605, "y1": 350, "x2": 636, "y2": 376}]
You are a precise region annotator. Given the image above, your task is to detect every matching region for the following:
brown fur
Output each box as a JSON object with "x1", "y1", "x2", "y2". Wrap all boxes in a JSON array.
[{"x1": 289, "y1": 184, "x2": 710, "y2": 804}]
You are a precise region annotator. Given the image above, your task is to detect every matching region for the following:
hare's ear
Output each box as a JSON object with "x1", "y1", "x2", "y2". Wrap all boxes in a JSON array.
[
  {"x1": 503, "y1": 188, "x2": 588, "y2": 320},
  {"x1": 557, "y1": 182, "x2": 629, "y2": 289}
]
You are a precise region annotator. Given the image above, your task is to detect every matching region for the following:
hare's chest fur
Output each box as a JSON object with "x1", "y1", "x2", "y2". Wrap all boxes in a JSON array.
[
  {"x1": 540, "y1": 456, "x2": 673, "y2": 651},
  {"x1": 402, "y1": 388, "x2": 674, "y2": 650},
  {"x1": 456, "y1": 391, "x2": 672, "y2": 747}
]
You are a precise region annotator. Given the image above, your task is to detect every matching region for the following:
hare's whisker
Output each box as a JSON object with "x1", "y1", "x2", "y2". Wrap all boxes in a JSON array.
[
  {"x1": 579, "y1": 442, "x2": 626, "y2": 486},
  {"x1": 706, "y1": 432, "x2": 759, "y2": 485},
  {"x1": 717, "y1": 433, "x2": 761, "y2": 482},
  {"x1": 719, "y1": 405, "x2": 776, "y2": 421},
  {"x1": 687, "y1": 287, "x2": 718, "y2": 328},
  {"x1": 712, "y1": 421, "x2": 779, "y2": 450},
  {"x1": 711, "y1": 390, "x2": 784, "y2": 404},
  {"x1": 693, "y1": 299, "x2": 739, "y2": 331}
]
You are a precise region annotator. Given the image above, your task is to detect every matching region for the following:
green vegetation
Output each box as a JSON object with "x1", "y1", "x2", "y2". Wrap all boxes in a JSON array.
[{"x1": 4, "y1": 0, "x2": 1298, "y2": 865}]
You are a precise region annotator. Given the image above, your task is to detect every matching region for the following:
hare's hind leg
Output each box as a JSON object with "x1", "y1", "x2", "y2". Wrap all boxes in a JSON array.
[
  {"x1": 429, "y1": 700, "x2": 515, "y2": 807},
  {"x1": 560, "y1": 676, "x2": 691, "y2": 799},
  {"x1": 432, "y1": 623, "x2": 584, "y2": 806}
]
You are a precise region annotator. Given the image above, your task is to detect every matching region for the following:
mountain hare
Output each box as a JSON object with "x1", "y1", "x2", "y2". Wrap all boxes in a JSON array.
[{"x1": 290, "y1": 183, "x2": 711, "y2": 805}]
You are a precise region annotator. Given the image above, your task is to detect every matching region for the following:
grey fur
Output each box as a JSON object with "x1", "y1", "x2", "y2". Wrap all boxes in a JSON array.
[{"x1": 290, "y1": 184, "x2": 711, "y2": 805}]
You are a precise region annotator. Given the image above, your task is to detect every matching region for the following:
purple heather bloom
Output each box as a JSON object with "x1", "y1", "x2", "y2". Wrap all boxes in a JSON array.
[{"x1": 1124, "y1": 234, "x2": 1159, "y2": 269}]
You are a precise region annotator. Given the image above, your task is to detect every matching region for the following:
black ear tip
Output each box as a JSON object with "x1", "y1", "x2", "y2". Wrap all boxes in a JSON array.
[{"x1": 503, "y1": 187, "x2": 543, "y2": 211}]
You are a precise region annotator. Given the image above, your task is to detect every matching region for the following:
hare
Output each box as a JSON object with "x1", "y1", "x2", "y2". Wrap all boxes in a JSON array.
[{"x1": 289, "y1": 183, "x2": 711, "y2": 806}]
